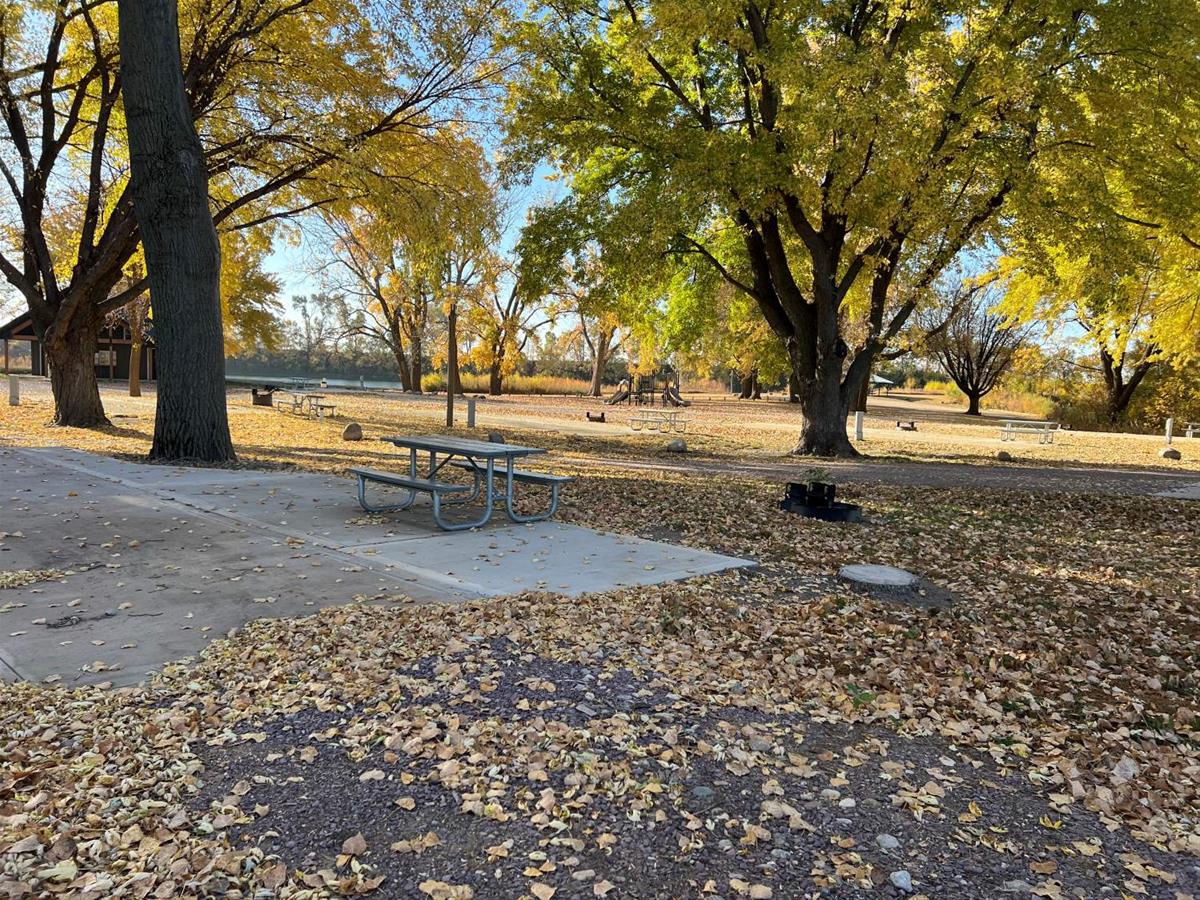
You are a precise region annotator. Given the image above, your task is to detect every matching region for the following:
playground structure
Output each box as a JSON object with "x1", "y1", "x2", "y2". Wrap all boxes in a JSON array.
[{"x1": 606, "y1": 370, "x2": 691, "y2": 407}]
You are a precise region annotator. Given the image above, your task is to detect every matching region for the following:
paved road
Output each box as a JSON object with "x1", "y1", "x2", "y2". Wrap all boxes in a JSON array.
[{"x1": 563, "y1": 452, "x2": 1200, "y2": 499}]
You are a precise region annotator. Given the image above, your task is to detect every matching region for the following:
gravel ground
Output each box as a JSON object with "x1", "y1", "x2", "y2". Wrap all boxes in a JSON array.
[{"x1": 194, "y1": 640, "x2": 1199, "y2": 899}]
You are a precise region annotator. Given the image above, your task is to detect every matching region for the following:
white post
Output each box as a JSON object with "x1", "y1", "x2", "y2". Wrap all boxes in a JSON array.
[
  {"x1": 854, "y1": 410, "x2": 864, "y2": 441},
  {"x1": 8, "y1": 374, "x2": 18, "y2": 406},
  {"x1": 1165, "y1": 417, "x2": 1174, "y2": 445},
  {"x1": 466, "y1": 396, "x2": 476, "y2": 429}
]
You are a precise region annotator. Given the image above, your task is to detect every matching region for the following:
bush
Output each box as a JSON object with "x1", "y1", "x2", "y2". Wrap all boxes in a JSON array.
[{"x1": 420, "y1": 372, "x2": 597, "y2": 395}]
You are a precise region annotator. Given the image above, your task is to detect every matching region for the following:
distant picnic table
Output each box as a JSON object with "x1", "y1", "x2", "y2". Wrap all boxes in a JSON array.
[
  {"x1": 629, "y1": 409, "x2": 689, "y2": 433},
  {"x1": 276, "y1": 390, "x2": 336, "y2": 419},
  {"x1": 999, "y1": 420, "x2": 1061, "y2": 444},
  {"x1": 351, "y1": 434, "x2": 571, "y2": 532}
]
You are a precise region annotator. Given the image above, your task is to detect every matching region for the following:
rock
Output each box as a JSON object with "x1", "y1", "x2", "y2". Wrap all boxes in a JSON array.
[
  {"x1": 890, "y1": 870, "x2": 913, "y2": 893},
  {"x1": 341, "y1": 422, "x2": 363, "y2": 441},
  {"x1": 488, "y1": 431, "x2": 505, "y2": 443},
  {"x1": 996, "y1": 450, "x2": 1013, "y2": 461},
  {"x1": 819, "y1": 788, "x2": 841, "y2": 801},
  {"x1": 838, "y1": 797, "x2": 856, "y2": 809},
  {"x1": 665, "y1": 438, "x2": 687, "y2": 453},
  {"x1": 1160, "y1": 447, "x2": 1182, "y2": 460},
  {"x1": 875, "y1": 833, "x2": 900, "y2": 852},
  {"x1": 749, "y1": 735, "x2": 773, "y2": 752}
]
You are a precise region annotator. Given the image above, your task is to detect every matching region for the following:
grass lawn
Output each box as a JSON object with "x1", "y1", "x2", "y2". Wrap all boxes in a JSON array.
[{"x1": 1, "y1": 382, "x2": 1198, "y2": 898}]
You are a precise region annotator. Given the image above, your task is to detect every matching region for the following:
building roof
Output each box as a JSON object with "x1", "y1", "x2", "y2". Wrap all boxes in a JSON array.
[{"x1": 0, "y1": 311, "x2": 34, "y2": 340}]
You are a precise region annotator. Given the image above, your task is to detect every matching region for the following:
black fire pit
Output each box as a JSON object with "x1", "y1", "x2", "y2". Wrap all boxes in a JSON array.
[{"x1": 779, "y1": 481, "x2": 862, "y2": 522}]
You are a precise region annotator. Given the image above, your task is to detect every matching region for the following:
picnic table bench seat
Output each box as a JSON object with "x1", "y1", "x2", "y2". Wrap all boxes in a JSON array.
[
  {"x1": 349, "y1": 467, "x2": 472, "y2": 521},
  {"x1": 1186, "y1": 422, "x2": 1199, "y2": 438}
]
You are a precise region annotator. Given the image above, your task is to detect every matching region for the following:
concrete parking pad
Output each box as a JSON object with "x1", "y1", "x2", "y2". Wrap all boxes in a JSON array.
[{"x1": 0, "y1": 446, "x2": 751, "y2": 686}]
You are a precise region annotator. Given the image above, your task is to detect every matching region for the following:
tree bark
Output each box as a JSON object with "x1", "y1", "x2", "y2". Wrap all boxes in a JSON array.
[
  {"x1": 45, "y1": 316, "x2": 108, "y2": 427},
  {"x1": 965, "y1": 392, "x2": 981, "y2": 416},
  {"x1": 793, "y1": 365, "x2": 857, "y2": 456},
  {"x1": 588, "y1": 332, "x2": 611, "y2": 398},
  {"x1": 119, "y1": 0, "x2": 234, "y2": 462},
  {"x1": 789, "y1": 369, "x2": 800, "y2": 404},
  {"x1": 854, "y1": 371, "x2": 870, "y2": 412},
  {"x1": 488, "y1": 358, "x2": 503, "y2": 396}
]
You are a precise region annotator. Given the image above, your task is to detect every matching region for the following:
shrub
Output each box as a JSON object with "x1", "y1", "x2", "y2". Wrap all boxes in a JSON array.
[{"x1": 420, "y1": 372, "x2": 596, "y2": 395}]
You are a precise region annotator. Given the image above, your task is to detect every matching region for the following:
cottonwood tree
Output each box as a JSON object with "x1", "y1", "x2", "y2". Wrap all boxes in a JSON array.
[
  {"x1": 923, "y1": 283, "x2": 1025, "y2": 416},
  {"x1": 321, "y1": 139, "x2": 495, "y2": 392},
  {"x1": 0, "y1": 0, "x2": 504, "y2": 436},
  {"x1": 504, "y1": 0, "x2": 1179, "y2": 455},
  {"x1": 464, "y1": 270, "x2": 552, "y2": 395}
]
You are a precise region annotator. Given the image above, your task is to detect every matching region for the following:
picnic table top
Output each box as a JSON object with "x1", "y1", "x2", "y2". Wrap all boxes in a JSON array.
[
  {"x1": 1001, "y1": 419, "x2": 1058, "y2": 427},
  {"x1": 380, "y1": 434, "x2": 547, "y2": 459}
]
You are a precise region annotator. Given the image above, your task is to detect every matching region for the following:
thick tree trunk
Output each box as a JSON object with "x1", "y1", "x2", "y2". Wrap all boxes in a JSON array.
[
  {"x1": 119, "y1": 0, "x2": 234, "y2": 462},
  {"x1": 965, "y1": 392, "x2": 981, "y2": 416},
  {"x1": 788, "y1": 369, "x2": 800, "y2": 404},
  {"x1": 488, "y1": 359, "x2": 503, "y2": 396},
  {"x1": 855, "y1": 372, "x2": 870, "y2": 412},
  {"x1": 739, "y1": 368, "x2": 756, "y2": 400},
  {"x1": 589, "y1": 337, "x2": 610, "y2": 398},
  {"x1": 794, "y1": 376, "x2": 856, "y2": 456},
  {"x1": 45, "y1": 318, "x2": 109, "y2": 427}
]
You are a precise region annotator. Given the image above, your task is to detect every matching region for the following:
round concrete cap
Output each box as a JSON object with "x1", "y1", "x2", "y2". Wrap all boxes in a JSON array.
[{"x1": 838, "y1": 563, "x2": 918, "y2": 588}]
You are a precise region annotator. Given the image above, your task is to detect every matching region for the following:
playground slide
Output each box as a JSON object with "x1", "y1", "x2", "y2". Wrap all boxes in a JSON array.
[
  {"x1": 663, "y1": 385, "x2": 691, "y2": 407},
  {"x1": 605, "y1": 387, "x2": 631, "y2": 405}
]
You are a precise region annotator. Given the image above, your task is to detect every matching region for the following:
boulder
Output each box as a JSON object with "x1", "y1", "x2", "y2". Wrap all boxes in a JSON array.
[
  {"x1": 665, "y1": 438, "x2": 687, "y2": 453},
  {"x1": 996, "y1": 450, "x2": 1013, "y2": 461},
  {"x1": 342, "y1": 422, "x2": 363, "y2": 441},
  {"x1": 1160, "y1": 447, "x2": 1182, "y2": 460},
  {"x1": 488, "y1": 431, "x2": 505, "y2": 443}
]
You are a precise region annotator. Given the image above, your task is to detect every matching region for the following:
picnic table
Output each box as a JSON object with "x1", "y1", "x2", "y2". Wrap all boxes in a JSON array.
[
  {"x1": 629, "y1": 409, "x2": 689, "y2": 433},
  {"x1": 351, "y1": 435, "x2": 571, "y2": 531},
  {"x1": 1185, "y1": 422, "x2": 1199, "y2": 438},
  {"x1": 276, "y1": 390, "x2": 336, "y2": 419},
  {"x1": 999, "y1": 420, "x2": 1060, "y2": 444}
]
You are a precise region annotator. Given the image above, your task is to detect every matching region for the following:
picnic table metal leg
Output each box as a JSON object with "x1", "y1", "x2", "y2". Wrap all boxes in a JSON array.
[
  {"x1": 355, "y1": 473, "x2": 418, "y2": 513},
  {"x1": 503, "y1": 463, "x2": 561, "y2": 524},
  {"x1": 432, "y1": 457, "x2": 494, "y2": 531}
]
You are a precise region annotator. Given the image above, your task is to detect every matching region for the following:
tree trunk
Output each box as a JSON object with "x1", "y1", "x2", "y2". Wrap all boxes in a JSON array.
[
  {"x1": 488, "y1": 358, "x2": 503, "y2": 396},
  {"x1": 788, "y1": 369, "x2": 800, "y2": 403},
  {"x1": 793, "y1": 357, "x2": 858, "y2": 457},
  {"x1": 739, "y1": 368, "x2": 756, "y2": 400},
  {"x1": 855, "y1": 372, "x2": 870, "y2": 412},
  {"x1": 409, "y1": 331, "x2": 423, "y2": 393},
  {"x1": 45, "y1": 318, "x2": 109, "y2": 427},
  {"x1": 750, "y1": 371, "x2": 762, "y2": 400},
  {"x1": 589, "y1": 336, "x2": 610, "y2": 398},
  {"x1": 119, "y1": 0, "x2": 234, "y2": 462},
  {"x1": 129, "y1": 340, "x2": 143, "y2": 397},
  {"x1": 965, "y1": 392, "x2": 981, "y2": 416}
]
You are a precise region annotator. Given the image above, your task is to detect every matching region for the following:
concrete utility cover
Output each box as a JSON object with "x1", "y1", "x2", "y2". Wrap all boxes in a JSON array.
[
  {"x1": 0, "y1": 446, "x2": 752, "y2": 687},
  {"x1": 838, "y1": 563, "x2": 918, "y2": 588}
]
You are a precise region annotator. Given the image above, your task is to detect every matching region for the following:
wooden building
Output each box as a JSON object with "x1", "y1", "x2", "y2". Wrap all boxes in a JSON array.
[{"x1": 0, "y1": 311, "x2": 157, "y2": 381}]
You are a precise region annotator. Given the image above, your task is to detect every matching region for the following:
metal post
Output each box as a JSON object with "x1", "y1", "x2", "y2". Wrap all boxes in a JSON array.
[
  {"x1": 1166, "y1": 417, "x2": 1174, "y2": 445},
  {"x1": 466, "y1": 396, "x2": 476, "y2": 429},
  {"x1": 855, "y1": 410, "x2": 864, "y2": 441},
  {"x1": 8, "y1": 374, "x2": 18, "y2": 406}
]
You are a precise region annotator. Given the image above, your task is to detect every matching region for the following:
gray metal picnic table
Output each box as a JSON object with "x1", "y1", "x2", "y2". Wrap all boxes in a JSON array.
[{"x1": 350, "y1": 435, "x2": 571, "y2": 532}]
